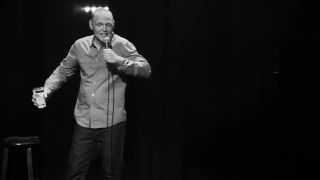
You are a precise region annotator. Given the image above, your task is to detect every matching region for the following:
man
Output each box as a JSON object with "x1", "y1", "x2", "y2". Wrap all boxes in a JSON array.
[{"x1": 32, "y1": 7, "x2": 151, "y2": 180}]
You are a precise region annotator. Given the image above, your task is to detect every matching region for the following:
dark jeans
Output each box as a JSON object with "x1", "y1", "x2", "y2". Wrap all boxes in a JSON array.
[{"x1": 65, "y1": 121, "x2": 126, "y2": 180}]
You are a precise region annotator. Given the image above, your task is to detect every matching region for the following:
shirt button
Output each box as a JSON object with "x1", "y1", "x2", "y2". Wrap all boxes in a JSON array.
[
  {"x1": 93, "y1": 82, "x2": 96, "y2": 85},
  {"x1": 91, "y1": 93, "x2": 95, "y2": 96}
]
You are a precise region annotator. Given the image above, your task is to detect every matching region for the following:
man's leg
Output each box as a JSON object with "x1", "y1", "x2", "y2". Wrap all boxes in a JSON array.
[
  {"x1": 65, "y1": 123, "x2": 97, "y2": 180},
  {"x1": 98, "y1": 121, "x2": 126, "y2": 180}
]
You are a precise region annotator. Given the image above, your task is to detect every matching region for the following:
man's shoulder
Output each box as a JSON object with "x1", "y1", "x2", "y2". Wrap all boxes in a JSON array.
[
  {"x1": 74, "y1": 35, "x2": 94, "y2": 45},
  {"x1": 113, "y1": 34, "x2": 130, "y2": 44}
]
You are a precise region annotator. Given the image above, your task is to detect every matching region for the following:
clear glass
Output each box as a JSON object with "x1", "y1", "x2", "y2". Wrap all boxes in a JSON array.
[{"x1": 33, "y1": 87, "x2": 46, "y2": 108}]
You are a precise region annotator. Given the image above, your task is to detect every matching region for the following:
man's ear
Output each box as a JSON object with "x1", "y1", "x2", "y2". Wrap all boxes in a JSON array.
[
  {"x1": 89, "y1": 20, "x2": 93, "y2": 30},
  {"x1": 112, "y1": 20, "x2": 116, "y2": 30}
]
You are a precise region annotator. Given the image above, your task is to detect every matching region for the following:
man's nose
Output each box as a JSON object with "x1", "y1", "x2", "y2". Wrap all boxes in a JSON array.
[{"x1": 103, "y1": 25, "x2": 109, "y2": 31}]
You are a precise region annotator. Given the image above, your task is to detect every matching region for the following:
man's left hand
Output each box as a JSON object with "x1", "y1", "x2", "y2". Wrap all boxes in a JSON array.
[{"x1": 103, "y1": 49, "x2": 124, "y2": 65}]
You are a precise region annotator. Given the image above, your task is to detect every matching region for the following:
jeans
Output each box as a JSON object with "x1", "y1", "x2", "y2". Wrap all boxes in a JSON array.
[{"x1": 65, "y1": 121, "x2": 126, "y2": 180}]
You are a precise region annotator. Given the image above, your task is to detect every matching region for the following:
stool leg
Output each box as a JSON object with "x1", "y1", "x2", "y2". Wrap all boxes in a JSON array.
[
  {"x1": 1, "y1": 148, "x2": 8, "y2": 180},
  {"x1": 26, "y1": 148, "x2": 34, "y2": 180},
  {"x1": 34, "y1": 150, "x2": 39, "y2": 180}
]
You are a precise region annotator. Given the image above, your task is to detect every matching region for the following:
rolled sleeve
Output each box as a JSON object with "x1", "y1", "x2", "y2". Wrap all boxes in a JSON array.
[
  {"x1": 44, "y1": 43, "x2": 79, "y2": 94},
  {"x1": 117, "y1": 41, "x2": 151, "y2": 78}
]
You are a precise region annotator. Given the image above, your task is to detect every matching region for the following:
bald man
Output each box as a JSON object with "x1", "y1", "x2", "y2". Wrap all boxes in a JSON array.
[{"x1": 32, "y1": 7, "x2": 151, "y2": 180}]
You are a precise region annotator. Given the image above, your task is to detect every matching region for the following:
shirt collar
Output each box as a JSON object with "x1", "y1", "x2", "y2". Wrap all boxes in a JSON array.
[{"x1": 89, "y1": 35, "x2": 97, "y2": 48}]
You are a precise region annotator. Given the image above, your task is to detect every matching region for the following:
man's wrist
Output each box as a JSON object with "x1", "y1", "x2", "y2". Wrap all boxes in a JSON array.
[
  {"x1": 43, "y1": 86, "x2": 52, "y2": 98},
  {"x1": 116, "y1": 57, "x2": 126, "y2": 66}
]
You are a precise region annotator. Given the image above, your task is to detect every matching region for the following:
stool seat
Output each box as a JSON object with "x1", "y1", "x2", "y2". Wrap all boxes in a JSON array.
[
  {"x1": 1, "y1": 136, "x2": 40, "y2": 147},
  {"x1": 1, "y1": 136, "x2": 41, "y2": 180}
]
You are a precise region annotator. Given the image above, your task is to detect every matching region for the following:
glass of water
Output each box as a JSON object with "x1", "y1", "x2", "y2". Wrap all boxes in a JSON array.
[{"x1": 33, "y1": 87, "x2": 46, "y2": 108}]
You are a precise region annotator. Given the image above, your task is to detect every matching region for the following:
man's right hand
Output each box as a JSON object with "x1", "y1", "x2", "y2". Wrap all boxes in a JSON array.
[{"x1": 32, "y1": 87, "x2": 49, "y2": 109}]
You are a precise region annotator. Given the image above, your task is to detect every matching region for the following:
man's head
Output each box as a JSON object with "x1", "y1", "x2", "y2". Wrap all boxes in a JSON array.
[{"x1": 89, "y1": 8, "x2": 115, "y2": 44}]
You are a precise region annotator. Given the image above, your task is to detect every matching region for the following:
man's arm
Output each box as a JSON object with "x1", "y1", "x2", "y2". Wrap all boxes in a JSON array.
[
  {"x1": 104, "y1": 40, "x2": 151, "y2": 78},
  {"x1": 44, "y1": 43, "x2": 79, "y2": 97}
]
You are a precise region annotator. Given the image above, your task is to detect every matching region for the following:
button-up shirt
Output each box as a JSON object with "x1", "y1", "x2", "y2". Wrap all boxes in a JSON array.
[{"x1": 44, "y1": 34, "x2": 151, "y2": 128}]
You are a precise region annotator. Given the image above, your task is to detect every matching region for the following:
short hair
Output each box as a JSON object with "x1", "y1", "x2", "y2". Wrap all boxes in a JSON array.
[{"x1": 90, "y1": 7, "x2": 113, "y2": 20}]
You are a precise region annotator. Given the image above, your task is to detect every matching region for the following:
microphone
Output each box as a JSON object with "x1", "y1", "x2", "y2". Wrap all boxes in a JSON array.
[
  {"x1": 104, "y1": 36, "x2": 110, "y2": 49},
  {"x1": 104, "y1": 32, "x2": 114, "y2": 49},
  {"x1": 103, "y1": 36, "x2": 111, "y2": 67}
]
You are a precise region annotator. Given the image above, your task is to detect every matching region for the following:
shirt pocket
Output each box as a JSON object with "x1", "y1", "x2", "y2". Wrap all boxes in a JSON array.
[
  {"x1": 96, "y1": 53, "x2": 108, "y2": 69},
  {"x1": 78, "y1": 55, "x2": 96, "y2": 75}
]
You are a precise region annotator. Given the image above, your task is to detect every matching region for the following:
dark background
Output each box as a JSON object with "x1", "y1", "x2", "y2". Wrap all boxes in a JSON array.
[{"x1": 0, "y1": 0, "x2": 318, "y2": 179}]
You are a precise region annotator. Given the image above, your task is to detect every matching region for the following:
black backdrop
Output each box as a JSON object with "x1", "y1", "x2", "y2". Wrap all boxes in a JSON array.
[{"x1": 0, "y1": 0, "x2": 318, "y2": 180}]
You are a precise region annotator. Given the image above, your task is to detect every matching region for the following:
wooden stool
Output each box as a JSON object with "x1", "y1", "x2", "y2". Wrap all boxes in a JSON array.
[{"x1": 1, "y1": 136, "x2": 40, "y2": 180}]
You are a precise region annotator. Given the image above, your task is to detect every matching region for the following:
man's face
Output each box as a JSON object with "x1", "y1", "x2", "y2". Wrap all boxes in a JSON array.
[{"x1": 89, "y1": 11, "x2": 114, "y2": 43}]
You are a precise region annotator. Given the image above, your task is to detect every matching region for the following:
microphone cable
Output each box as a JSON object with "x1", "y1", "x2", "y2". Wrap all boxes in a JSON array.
[{"x1": 105, "y1": 32, "x2": 115, "y2": 180}]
